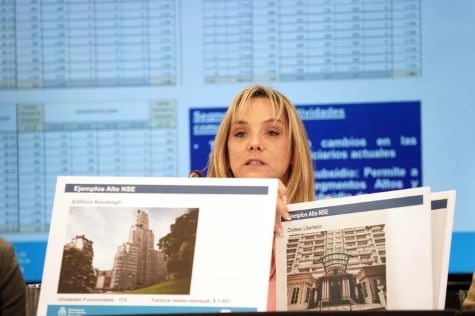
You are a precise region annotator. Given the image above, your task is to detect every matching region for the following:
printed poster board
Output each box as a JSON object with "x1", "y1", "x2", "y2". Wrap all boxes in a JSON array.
[
  {"x1": 276, "y1": 187, "x2": 434, "y2": 311},
  {"x1": 37, "y1": 176, "x2": 278, "y2": 315}
]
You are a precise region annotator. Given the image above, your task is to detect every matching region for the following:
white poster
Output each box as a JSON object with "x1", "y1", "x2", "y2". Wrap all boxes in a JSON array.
[
  {"x1": 276, "y1": 187, "x2": 434, "y2": 311},
  {"x1": 37, "y1": 176, "x2": 278, "y2": 315}
]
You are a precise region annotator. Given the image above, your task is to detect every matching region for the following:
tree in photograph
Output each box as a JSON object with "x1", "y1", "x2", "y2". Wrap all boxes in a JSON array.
[
  {"x1": 58, "y1": 247, "x2": 96, "y2": 293},
  {"x1": 158, "y1": 208, "x2": 198, "y2": 279}
]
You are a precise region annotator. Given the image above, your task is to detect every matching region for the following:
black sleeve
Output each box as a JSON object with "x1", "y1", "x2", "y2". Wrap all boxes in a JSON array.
[{"x1": 0, "y1": 239, "x2": 26, "y2": 316}]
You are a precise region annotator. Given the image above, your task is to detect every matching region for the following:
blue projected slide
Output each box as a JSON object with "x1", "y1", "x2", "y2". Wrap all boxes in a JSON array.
[
  {"x1": 11, "y1": 240, "x2": 46, "y2": 283},
  {"x1": 190, "y1": 101, "x2": 422, "y2": 198}
]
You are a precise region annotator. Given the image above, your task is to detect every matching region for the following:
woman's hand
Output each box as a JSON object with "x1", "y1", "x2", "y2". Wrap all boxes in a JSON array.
[{"x1": 275, "y1": 180, "x2": 291, "y2": 236}]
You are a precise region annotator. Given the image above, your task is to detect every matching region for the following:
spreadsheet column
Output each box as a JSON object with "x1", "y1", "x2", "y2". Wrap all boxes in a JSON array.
[
  {"x1": 0, "y1": 0, "x2": 16, "y2": 88},
  {"x1": 360, "y1": 0, "x2": 393, "y2": 78},
  {"x1": 96, "y1": 124, "x2": 152, "y2": 176},
  {"x1": 44, "y1": 126, "x2": 72, "y2": 225},
  {"x1": 17, "y1": 104, "x2": 47, "y2": 232},
  {"x1": 148, "y1": 0, "x2": 178, "y2": 85},
  {"x1": 117, "y1": 1, "x2": 151, "y2": 85},
  {"x1": 70, "y1": 129, "x2": 98, "y2": 176},
  {"x1": 0, "y1": 104, "x2": 19, "y2": 232},
  {"x1": 392, "y1": 0, "x2": 421, "y2": 77},
  {"x1": 15, "y1": 0, "x2": 43, "y2": 88},
  {"x1": 149, "y1": 101, "x2": 177, "y2": 176},
  {"x1": 252, "y1": 0, "x2": 280, "y2": 82},
  {"x1": 67, "y1": 0, "x2": 97, "y2": 87},
  {"x1": 279, "y1": 0, "x2": 308, "y2": 81},
  {"x1": 303, "y1": 1, "x2": 337, "y2": 80},
  {"x1": 95, "y1": 0, "x2": 129, "y2": 86},
  {"x1": 115, "y1": 128, "x2": 154, "y2": 175},
  {"x1": 41, "y1": 0, "x2": 70, "y2": 87}
]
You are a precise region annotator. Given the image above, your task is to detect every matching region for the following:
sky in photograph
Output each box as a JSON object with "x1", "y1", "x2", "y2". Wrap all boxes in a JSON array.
[{"x1": 64, "y1": 207, "x2": 192, "y2": 270}]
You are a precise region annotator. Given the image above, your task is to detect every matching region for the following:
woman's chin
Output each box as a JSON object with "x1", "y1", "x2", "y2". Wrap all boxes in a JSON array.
[{"x1": 239, "y1": 170, "x2": 273, "y2": 179}]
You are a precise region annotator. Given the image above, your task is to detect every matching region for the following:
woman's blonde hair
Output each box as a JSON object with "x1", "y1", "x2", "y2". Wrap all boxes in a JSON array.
[{"x1": 206, "y1": 85, "x2": 315, "y2": 203}]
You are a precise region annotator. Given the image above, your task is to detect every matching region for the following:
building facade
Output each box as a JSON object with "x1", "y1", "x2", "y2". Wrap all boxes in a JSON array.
[
  {"x1": 110, "y1": 210, "x2": 166, "y2": 291},
  {"x1": 286, "y1": 225, "x2": 386, "y2": 311}
]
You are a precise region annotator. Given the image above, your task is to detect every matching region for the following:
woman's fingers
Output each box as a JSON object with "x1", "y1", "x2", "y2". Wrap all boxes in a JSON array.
[
  {"x1": 277, "y1": 180, "x2": 290, "y2": 219},
  {"x1": 275, "y1": 180, "x2": 290, "y2": 236}
]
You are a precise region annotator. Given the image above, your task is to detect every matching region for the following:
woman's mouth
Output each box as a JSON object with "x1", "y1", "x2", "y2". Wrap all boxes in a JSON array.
[{"x1": 245, "y1": 159, "x2": 265, "y2": 166}]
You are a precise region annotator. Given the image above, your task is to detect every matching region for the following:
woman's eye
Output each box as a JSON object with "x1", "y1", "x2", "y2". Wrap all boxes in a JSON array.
[
  {"x1": 233, "y1": 131, "x2": 246, "y2": 137},
  {"x1": 267, "y1": 130, "x2": 280, "y2": 136}
]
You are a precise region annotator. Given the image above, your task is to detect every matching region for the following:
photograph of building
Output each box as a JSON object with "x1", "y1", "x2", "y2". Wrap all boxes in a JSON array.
[
  {"x1": 286, "y1": 224, "x2": 386, "y2": 311},
  {"x1": 57, "y1": 207, "x2": 198, "y2": 295},
  {"x1": 109, "y1": 210, "x2": 166, "y2": 291}
]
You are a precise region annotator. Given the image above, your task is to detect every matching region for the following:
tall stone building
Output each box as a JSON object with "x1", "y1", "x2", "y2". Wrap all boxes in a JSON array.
[
  {"x1": 286, "y1": 225, "x2": 386, "y2": 311},
  {"x1": 110, "y1": 210, "x2": 165, "y2": 291},
  {"x1": 64, "y1": 234, "x2": 94, "y2": 263}
]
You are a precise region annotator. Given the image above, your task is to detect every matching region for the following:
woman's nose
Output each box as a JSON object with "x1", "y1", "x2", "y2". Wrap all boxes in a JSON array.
[{"x1": 249, "y1": 143, "x2": 262, "y2": 151}]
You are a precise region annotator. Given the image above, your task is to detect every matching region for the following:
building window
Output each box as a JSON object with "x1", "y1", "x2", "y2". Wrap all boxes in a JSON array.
[
  {"x1": 362, "y1": 281, "x2": 368, "y2": 297},
  {"x1": 305, "y1": 287, "x2": 311, "y2": 303},
  {"x1": 291, "y1": 287, "x2": 300, "y2": 304}
]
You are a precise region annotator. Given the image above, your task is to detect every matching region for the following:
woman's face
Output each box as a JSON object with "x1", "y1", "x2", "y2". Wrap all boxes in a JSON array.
[{"x1": 227, "y1": 97, "x2": 291, "y2": 182}]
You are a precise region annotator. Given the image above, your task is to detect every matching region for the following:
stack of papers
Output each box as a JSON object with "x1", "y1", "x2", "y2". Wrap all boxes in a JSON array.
[{"x1": 276, "y1": 187, "x2": 455, "y2": 311}]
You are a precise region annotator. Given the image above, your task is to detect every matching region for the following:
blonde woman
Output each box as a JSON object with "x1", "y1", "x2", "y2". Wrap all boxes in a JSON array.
[{"x1": 206, "y1": 85, "x2": 316, "y2": 310}]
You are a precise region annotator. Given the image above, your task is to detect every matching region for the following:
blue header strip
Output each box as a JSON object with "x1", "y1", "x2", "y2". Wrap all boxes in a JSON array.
[
  {"x1": 289, "y1": 195, "x2": 423, "y2": 220},
  {"x1": 64, "y1": 184, "x2": 268, "y2": 195},
  {"x1": 431, "y1": 198, "x2": 448, "y2": 210},
  {"x1": 47, "y1": 305, "x2": 256, "y2": 315}
]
